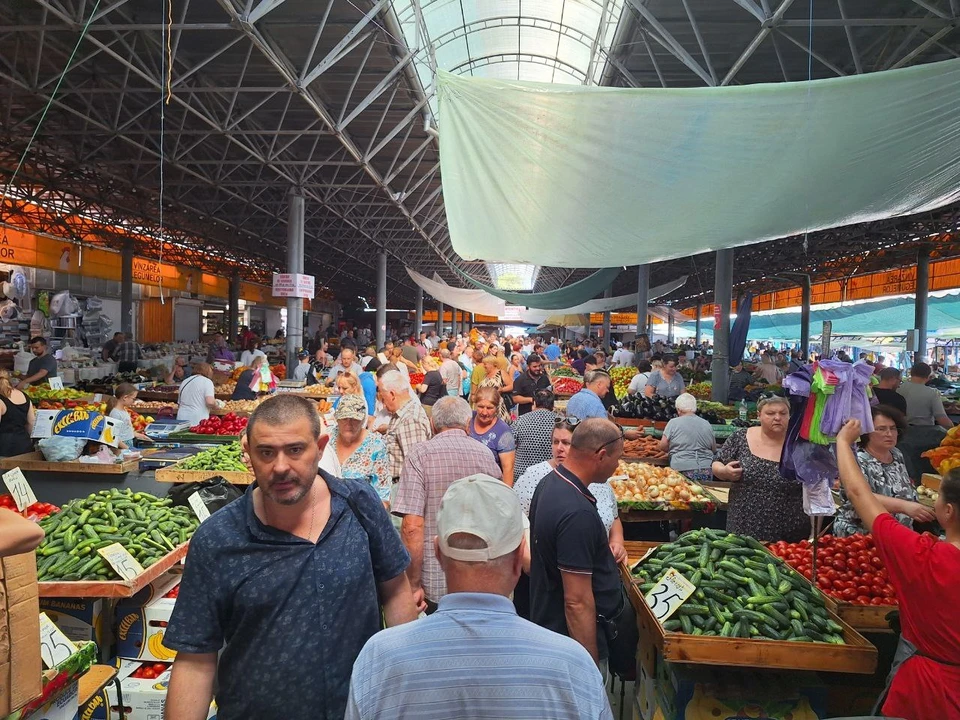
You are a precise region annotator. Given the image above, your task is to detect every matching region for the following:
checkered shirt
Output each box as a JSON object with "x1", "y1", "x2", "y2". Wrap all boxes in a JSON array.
[{"x1": 393, "y1": 429, "x2": 502, "y2": 602}]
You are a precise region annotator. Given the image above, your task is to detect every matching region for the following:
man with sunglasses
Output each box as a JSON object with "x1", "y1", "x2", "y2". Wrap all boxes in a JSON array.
[{"x1": 529, "y1": 418, "x2": 630, "y2": 678}]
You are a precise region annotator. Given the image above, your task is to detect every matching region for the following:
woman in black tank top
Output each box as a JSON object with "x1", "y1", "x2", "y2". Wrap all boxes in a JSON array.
[{"x1": 0, "y1": 370, "x2": 35, "y2": 457}]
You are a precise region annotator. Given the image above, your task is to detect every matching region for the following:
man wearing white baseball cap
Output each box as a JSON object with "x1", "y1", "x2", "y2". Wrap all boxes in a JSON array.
[{"x1": 345, "y1": 474, "x2": 612, "y2": 720}]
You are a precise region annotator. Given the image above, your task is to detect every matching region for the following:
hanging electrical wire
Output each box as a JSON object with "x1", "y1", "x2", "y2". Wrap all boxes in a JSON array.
[
  {"x1": 157, "y1": 0, "x2": 173, "y2": 304},
  {"x1": 0, "y1": 0, "x2": 103, "y2": 209}
]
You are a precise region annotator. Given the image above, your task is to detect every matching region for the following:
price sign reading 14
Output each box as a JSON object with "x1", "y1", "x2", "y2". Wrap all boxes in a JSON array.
[
  {"x1": 2, "y1": 467, "x2": 37, "y2": 511},
  {"x1": 644, "y1": 568, "x2": 697, "y2": 622}
]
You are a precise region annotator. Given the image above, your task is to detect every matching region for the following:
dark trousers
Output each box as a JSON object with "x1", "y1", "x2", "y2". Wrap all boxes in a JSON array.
[{"x1": 118, "y1": 361, "x2": 138, "y2": 373}]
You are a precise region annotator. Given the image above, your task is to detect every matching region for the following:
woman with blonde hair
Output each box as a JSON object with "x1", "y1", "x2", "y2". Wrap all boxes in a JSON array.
[
  {"x1": 335, "y1": 370, "x2": 362, "y2": 396},
  {"x1": 417, "y1": 356, "x2": 446, "y2": 416},
  {"x1": 472, "y1": 355, "x2": 513, "y2": 423},
  {"x1": 0, "y1": 369, "x2": 35, "y2": 457}
]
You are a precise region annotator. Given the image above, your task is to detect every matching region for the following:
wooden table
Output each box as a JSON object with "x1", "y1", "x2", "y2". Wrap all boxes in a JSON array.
[
  {"x1": 78, "y1": 665, "x2": 118, "y2": 706},
  {"x1": 0, "y1": 452, "x2": 141, "y2": 474}
]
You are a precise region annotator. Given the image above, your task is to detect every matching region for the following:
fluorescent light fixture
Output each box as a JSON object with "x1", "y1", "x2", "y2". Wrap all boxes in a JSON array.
[{"x1": 486, "y1": 263, "x2": 540, "y2": 291}]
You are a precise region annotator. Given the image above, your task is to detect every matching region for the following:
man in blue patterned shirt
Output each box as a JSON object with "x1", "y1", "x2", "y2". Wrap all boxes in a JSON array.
[
  {"x1": 346, "y1": 474, "x2": 612, "y2": 720},
  {"x1": 164, "y1": 395, "x2": 418, "y2": 720}
]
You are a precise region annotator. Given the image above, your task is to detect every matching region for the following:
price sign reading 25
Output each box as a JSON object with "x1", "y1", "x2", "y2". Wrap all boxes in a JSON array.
[{"x1": 643, "y1": 568, "x2": 697, "y2": 622}]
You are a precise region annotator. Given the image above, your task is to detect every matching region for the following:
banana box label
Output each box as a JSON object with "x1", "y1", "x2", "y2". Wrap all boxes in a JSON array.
[
  {"x1": 43, "y1": 408, "x2": 123, "y2": 447},
  {"x1": 115, "y1": 571, "x2": 181, "y2": 662}
]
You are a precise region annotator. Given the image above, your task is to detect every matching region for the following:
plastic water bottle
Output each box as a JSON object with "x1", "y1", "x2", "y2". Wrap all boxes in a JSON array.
[{"x1": 739, "y1": 399, "x2": 748, "y2": 422}]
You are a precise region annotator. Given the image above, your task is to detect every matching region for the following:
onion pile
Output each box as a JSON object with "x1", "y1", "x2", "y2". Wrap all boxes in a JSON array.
[{"x1": 608, "y1": 461, "x2": 710, "y2": 505}]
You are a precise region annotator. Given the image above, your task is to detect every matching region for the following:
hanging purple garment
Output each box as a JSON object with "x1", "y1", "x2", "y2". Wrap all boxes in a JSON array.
[
  {"x1": 817, "y1": 359, "x2": 851, "y2": 437},
  {"x1": 780, "y1": 364, "x2": 813, "y2": 482},
  {"x1": 847, "y1": 361, "x2": 877, "y2": 434},
  {"x1": 819, "y1": 360, "x2": 875, "y2": 437}
]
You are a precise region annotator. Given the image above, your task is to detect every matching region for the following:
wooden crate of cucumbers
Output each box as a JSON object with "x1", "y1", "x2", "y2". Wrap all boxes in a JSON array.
[
  {"x1": 621, "y1": 531, "x2": 877, "y2": 674},
  {"x1": 155, "y1": 441, "x2": 255, "y2": 484},
  {"x1": 34, "y1": 489, "x2": 197, "y2": 598}
]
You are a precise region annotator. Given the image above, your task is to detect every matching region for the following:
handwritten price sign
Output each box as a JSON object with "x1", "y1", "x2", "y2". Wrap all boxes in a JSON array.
[
  {"x1": 644, "y1": 568, "x2": 697, "y2": 622},
  {"x1": 2, "y1": 467, "x2": 37, "y2": 511},
  {"x1": 188, "y1": 492, "x2": 211, "y2": 522},
  {"x1": 39, "y1": 612, "x2": 78, "y2": 668},
  {"x1": 98, "y1": 543, "x2": 145, "y2": 580},
  {"x1": 48, "y1": 377, "x2": 64, "y2": 390}
]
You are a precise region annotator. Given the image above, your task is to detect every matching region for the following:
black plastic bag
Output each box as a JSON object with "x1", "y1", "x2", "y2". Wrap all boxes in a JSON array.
[{"x1": 167, "y1": 477, "x2": 244, "y2": 515}]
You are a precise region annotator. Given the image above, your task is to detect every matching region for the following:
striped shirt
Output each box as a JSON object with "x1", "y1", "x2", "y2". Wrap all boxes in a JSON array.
[{"x1": 345, "y1": 593, "x2": 613, "y2": 720}]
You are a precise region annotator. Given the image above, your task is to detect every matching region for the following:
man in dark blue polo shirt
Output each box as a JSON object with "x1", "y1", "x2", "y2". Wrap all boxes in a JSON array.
[
  {"x1": 529, "y1": 417, "x2": 625, "y2": 674},
  {"x1": 164, "y1": 395, "x2": 418, "y2": 720}
]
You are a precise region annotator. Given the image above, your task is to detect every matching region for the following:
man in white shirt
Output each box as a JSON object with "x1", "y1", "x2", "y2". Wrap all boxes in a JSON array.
[
  {"x1": 439, "y1": 349, "x2": 465, "y2": 397},
  {"x1": 326, "y1": 347, "x2": 359, "y2": 386},
  {"x1": 611, "y1": 342, "x2": 634, "y2": 367}
]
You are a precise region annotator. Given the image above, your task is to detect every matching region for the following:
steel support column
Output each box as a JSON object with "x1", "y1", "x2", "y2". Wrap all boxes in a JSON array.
[
  {"x1": 711, "y1": 249, "x2": 734, "y2": 404},
  {"x1": 636, "y1": 265, "x2": 650, "y2": 341},
  {"x1": 228, "y1": 273, "x2": 241, "y2": 343},
  {"x1": 916, "y1": 247, "x2": 930, "y2": 362},
  {"x1": 602, "y1": 288, "x2": 612, "y2": 351},
  {"x1": 414, "y1": 287, "x2": 423, "y2": 337},
  {"x1": 695, "y1": 303, "x2": 702, "y2": 346},
  {"x1": 667, "y1": 309, "x2": 675, "y2": 346},
  {"x1": 470, "y1": 313, "x2": 475, "y2": 333},
  {"x1": 285, "y1": 191, "x2": 305, "y2": 364},
  {"x1": 438, "y1": 301, "x2": 445, "y2": 336},
  {"x1": 800, "y1": 275, "x2": 812, "y2": 361},
  {"x1": 376, "y1": 251, "x2": 387, "y2": 349},
  {"x1": 121, "y1": 237, "x2": 134, "y2": 337}
]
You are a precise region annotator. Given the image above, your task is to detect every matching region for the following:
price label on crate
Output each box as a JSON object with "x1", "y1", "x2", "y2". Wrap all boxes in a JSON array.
[
  {"x1": 2, "y1": 467, "x2": 37, "y2": 511},
  {"x1": 93, "y1": 393, "x2": 103, "y2": 402},
  {"x1": 188, "y1": 492, "x2": 211, "y2": 522},
  {"x1": 38, "y1": 612, "x2": 78, "y2": 668},
  {"x1": 98, "y1": 543, "x2": 145, "y2": 580},
  {"x1": 644, "y1": 568, "x2": 697, "y2": 622},
  {"x1": 48, "y1": 377, "x2": 64, "y2": 390}
]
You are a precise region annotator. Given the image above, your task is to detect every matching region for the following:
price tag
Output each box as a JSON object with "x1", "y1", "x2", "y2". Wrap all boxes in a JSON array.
[
  {"x1": 48, "y1": 377, "x2": 64, "y2": 390},
  {"x1": 644, "y1": 568, "x2": 697, "y2": 622},
  {"x1": 98, "y1": 543, "x2": 145, "y2": 580},
  {"x1": 630, "y1": 546, "x2": 657, "y2": 572},
  {"x1": 188, "y1": 492, "x2": 210, "y2": 522},
  {"x1": 38, "y1": 612, "x2": 78, "y2": 668},
  {"x1": 93, "y1": 393, "x2": 103, "y2": 402},
  {"x1": 2, "y1": 468, "x2": 37, "y2": 511}
]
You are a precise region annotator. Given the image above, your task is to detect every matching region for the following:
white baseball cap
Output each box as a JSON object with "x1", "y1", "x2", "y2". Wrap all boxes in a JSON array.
[
  {"x1": 437, "y1": 474, "x2": 525, "y2": 561},
  {"x1": 616, "y1": 341, "x2": 623, "y2": 347}
]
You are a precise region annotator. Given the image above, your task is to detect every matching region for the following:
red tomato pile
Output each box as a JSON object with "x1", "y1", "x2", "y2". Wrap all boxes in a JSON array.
[
  {"x1": 408, "y1": 372, "x2": 425, "y2": 387},
  {"x1": 164, "y1": 584, "x2": 180, "y2": 599},
  {"x1": 190, "y1": 413, "x2": 248, "y2": 436},
  {"x1": 130, "y1": 663, "x2": 170, "y2": 680},
  {"x1": 768, "y1": 534, "x2": 897, "y2": 606},
  {"x1": 0, "y1": 494, "x2": 60, "y2": 521},
  {"x1": 552, "y1": 377, "x2": 584, "y2": 395}
]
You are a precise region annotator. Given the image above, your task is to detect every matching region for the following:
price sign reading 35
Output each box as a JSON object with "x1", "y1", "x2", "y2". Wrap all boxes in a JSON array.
[
  {"x1": 644, "y1": 568, "x2": 697, "y2": 622},
  {"x1": 38, "y1": 612, "x2": 78, "y2": 668}
]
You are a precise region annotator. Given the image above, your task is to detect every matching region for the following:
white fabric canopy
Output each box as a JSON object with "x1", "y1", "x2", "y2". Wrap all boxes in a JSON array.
[
  {"x1": 406, "y1": 267, "x2": 505, "y2": 317},
  {"x1": 518, "y1": 275, "x2": 687, "y2": 324},
  {"x1": 438, "y1": 60, "x2": 960, "y2": 268}
]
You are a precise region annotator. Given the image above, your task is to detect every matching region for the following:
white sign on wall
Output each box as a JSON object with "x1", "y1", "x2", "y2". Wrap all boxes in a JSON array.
[{"x1": 272, "y1": 273, "x2": 315, "y2": 299}]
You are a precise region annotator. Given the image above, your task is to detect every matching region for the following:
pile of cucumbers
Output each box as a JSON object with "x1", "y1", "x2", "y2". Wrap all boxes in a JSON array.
[
  {"x1": 35, "y1": 489, "x2": 200, "y2": 581},
  {"x1": 633, "y1": 529, "x2": 846, "y2": 644},
  {"x1": 178, "y1": 442, "x2": 248, "y2": 473}
]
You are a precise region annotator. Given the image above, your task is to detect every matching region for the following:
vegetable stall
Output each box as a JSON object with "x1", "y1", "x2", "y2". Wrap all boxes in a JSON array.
[{"x1": 620, "y1": 532, "x2": 894, "y2": 719}]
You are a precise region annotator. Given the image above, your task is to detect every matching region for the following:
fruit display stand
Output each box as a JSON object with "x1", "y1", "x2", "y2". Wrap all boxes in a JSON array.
[
  {"x1": 38, "y1": 544, "x2": 188, "y2": 599},
  {"x1": 620, "y1": 541, "x2": 878, "y2": 674},
  {"x1": 0, "y1": 452, "x2": 142, "y2": 475}
]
